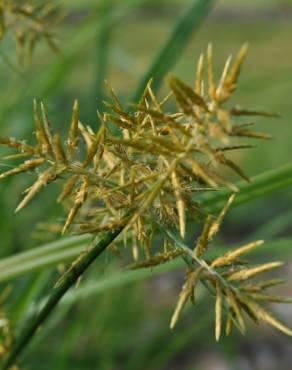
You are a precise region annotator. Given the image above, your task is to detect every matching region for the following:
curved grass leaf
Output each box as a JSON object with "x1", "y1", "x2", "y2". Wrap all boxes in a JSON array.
[
  {"x1": 2, "y1": 227, "x2": 124, "y2": 370},
  {"x1": 132, "y1": 0, "x2": 215, "y2": 102},
  {"x1": 0, "y1": 235, "x2": 90, "y2": 271},
  {"x1": 91, "y1": 0, "x2": 113, "y2": 110}
]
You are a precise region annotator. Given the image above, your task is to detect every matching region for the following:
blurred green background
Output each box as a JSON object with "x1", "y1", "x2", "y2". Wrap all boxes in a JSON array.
[{"x1": 0, "y1": 1, "x2": 292, "y2": 369}]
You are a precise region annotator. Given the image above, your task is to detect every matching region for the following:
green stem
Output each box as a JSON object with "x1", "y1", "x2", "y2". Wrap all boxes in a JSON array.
[
  {"x1": 156, "y1": 222, "x2": 237, "y2": 293},
  {"x1": 2, "y1": 227, "x2": 124, "y2": 370}
]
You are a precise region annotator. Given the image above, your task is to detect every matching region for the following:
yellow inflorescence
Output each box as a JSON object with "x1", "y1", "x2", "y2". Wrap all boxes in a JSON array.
[{"x1": 0, "y1": 45, "x2": 290, "y2": 340}]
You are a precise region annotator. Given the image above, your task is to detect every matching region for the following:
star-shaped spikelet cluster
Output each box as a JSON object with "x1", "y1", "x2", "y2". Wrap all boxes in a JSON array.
[
  {"x1": 0, "y1": 45, "x2": 276, "y2": 258},
  {"x1": 1, "y1": 45, "x2": 290, "y2": 339},
  {"x1": 169, "y1": 196, "x2": 292, "y2": 339},
  {"x1": 128, "y1": 195, "x2": 292, "y2": 338}
]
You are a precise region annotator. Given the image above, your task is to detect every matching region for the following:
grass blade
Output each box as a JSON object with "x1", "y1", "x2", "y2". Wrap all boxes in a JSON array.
[
  {"x1": 2, "y1": 226, "x2": 124, "y2": 369},
  {"x1": 132, "y1": 0, "x2": 215, "y2": 102},
  {"x1": 92, "y1": 0, "x2": 112, "y2": 110},
  {"x1": 203, "y1": 162, "x2": 292, "y2": 212},
  {"x1": 0, "y1": 235, "x2": 90, "y2": 271}
]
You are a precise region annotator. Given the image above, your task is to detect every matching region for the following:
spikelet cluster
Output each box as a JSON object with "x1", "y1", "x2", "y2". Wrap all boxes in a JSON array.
[
  {"x1": 0, "y1": 0, "x2": 60, "y2": 62},
  {"x1": 163, "y1": 195, "x2": 292, "y2": 339},
  {"x1": 0, "y1": 45, "x2": 290, "y2": 339}
]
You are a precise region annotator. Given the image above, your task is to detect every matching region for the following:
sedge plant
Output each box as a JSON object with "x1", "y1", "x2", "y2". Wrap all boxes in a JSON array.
[{"x1": 0, "y1": 44, "x2": 291, "y2": 369}]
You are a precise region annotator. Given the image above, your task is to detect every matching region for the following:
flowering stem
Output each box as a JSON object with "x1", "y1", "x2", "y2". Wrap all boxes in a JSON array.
[
  {"x1": 156, "y1": 221, "x2": 244, "y2": 333},
  {"x1": 156, "y1": 222, "x2": 237, "y2": 293},
  {"x1": 2, "y1": 226, "x2": 124, "y2": 370}
]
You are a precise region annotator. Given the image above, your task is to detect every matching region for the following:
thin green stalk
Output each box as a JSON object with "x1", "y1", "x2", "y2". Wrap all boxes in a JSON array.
[
  {"x1": 132, "y1": 0, "x2": 215, "y2": 102},
  {"x1": 157, "y1": 222, "x2": 238, "y2": 293},
  {"x1": 2, "y1": 226, "x2": 124, "y2": 370}
]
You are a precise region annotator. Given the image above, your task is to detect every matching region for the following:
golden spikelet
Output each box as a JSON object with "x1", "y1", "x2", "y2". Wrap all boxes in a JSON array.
[
  {"x1": 0, "y1": 158, "x2": 44, "y2": 180},
  {"x1": 226, "y1": 288, "x2": 245, "y2": 333},
  {"x1": 215, "y1": 280, "x2": 223, "y2": 341},
  {"x1": 209, "y1": 194, "x2": 235, "y2": 239},
  {"x1": 195, "y1": 215, "x2": 213, "y2": 258},
  {"x1": 40, "y1": 101, "x2": 55, "y2": 154},
  {"x1": 238, "y1": 296, "x2": 292, "y2": 336},
  {"x1": 53, "y1": 134, "x2": 67, "y2": 165},
  {"x1": 211, "y1": 239, "x2": 264, "y2": 268},
  {"x1": 128, "y1": 249, "x2": 183, "y2": 270},
  {"x1": 57, "y1": 175, "x2": 79, "y2": 203},
  {"x1": 247, "y1": 293, "x2": 292, "y2": 304},
  {"x1": 228, "y1": 262, "x2": 283, "y2": 282},
  {"x1": 225, "y1": 43, "x2": 249, "y2": 93},
  {"x1": 195, "y1": 53, "x2": 204, "y2": 95},
  {"x1": 67, "y1": 100, "x2": 79, "y2": 159},
  {"x1": 171, "y1": 170, "x2": 186, "y2": 238},
  {"x1": 216, "y1": 55, "x2": 232, "y2": 102},
  {"x1": 33, "y1": 98, "x2": 51, "y2": 155},
  {"x1": 0, "y1": 136, "x2": 34, "y2": 154},
  {"x1": 15, "y1": 166, "x2": 59, "y2": 213},
  {"x1": 207, "y1": 43, "x2": 216, "y2": 99},
  {"x1": 62, "y1": 176, "x2": 89, "y2": 234},
  {"x1": 170, "y1": 267, "x2": 202, "y2": 329}
]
